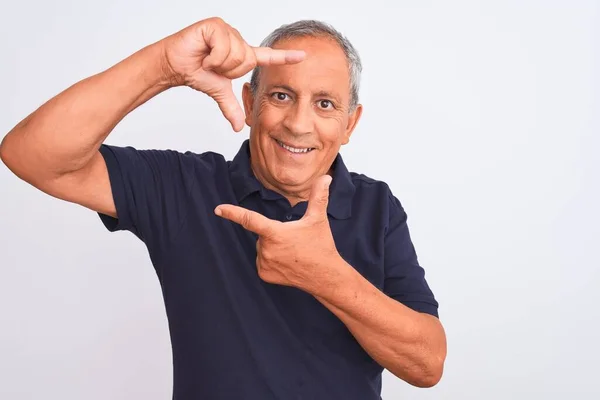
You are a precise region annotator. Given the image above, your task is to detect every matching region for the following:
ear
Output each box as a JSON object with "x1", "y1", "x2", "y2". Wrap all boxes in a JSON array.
[
  {"x1": 342, "y1": 104, "x2": 363, "y2": 145},
  {"x1": 242, "y1": 82, "x2": 255, "y2": 127}
]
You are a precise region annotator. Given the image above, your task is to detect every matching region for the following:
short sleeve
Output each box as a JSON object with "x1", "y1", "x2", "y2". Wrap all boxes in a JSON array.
[
  {"x1": 97, "y1": 144, "x2": 199, "y2": 245},
  {"x1": 383, "y1": 193, "x2": 440, "y2": 318}
]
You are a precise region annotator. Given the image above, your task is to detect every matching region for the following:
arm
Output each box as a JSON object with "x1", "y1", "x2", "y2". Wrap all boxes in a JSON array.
[
  {"x1": 214, "y1": 176, "x2": 447, "y2": 387},
  {"x1": 307, "y1": 194, "x2": 447, "y2": 387},
  {"x1": 309, "y1": 258, "x2": 447, "y2": 388},
  {"x1": 0, "y1": 17, "x2": 305, "y2": 218},
  {"x1": 0, "y1": 41, "x2": 172, "y2": 217}
]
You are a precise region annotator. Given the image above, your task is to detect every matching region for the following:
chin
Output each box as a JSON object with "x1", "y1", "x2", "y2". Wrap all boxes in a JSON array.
[
  {"x1": 272, "y1": 169, "x2": 311, "y2": 188},
  {"x1": 273, "y1": 174, "x2": 304, "y2": 187}
]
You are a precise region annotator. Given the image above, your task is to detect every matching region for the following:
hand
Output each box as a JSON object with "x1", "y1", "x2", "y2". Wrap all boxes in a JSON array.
[
  {"x1": 160, "y1": 17, "x2": 305, "y2": 131},
  {"x1": 214, "y1": 175, "x2": 342, "y2": 293}
]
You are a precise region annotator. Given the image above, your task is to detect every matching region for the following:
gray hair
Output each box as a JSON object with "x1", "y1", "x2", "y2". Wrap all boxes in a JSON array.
[{"x1": 249, "y1": 20, "x2": 362, "y2": 112}]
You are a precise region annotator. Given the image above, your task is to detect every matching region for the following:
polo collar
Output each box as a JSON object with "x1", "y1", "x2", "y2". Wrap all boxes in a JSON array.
[{"x1": 228, "y1": 139, "x2": 355, "y2": 219}]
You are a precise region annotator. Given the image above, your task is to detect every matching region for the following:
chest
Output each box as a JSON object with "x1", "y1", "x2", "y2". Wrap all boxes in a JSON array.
[{"x1": 158, "y1": 192, "x2": 386, "y2": 341}]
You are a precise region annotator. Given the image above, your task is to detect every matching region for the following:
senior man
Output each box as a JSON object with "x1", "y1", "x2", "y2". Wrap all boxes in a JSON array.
[{"x1": 1, "y1": 17, "x2": 447, "y2": 399}]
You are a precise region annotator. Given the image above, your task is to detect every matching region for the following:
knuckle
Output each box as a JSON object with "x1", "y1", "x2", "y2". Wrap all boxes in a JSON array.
[
  {"x1": 237, "y1": 58, "x2": 256, "y2": 75},
  {"x1": 246, "y1": 50, "x2": 257, "y2": 68},
  {"x1": 257, "y1": 266, "x2": 267, "y2": 280},
  {"x1": 261, "y1": 247, "x2": 272, "y2": 262},
  {"x1": 207, "y1": 16, "x2": 225, "y2": 24},
  {"x1": 241, "y1": 212, "x2": 253, "y2": 229},
  {"x1": 230, "y1": 53, "x2": 244, "y2": 66},
  {"x1": 223, "y1": 67, "x2": 246, "y2": 79},
  {"x1": 229, "y1": 27, "x2": 243, "y2": 40},
  {"x1": 220, "y1": 71, "x2": 237, "y2": 80}
]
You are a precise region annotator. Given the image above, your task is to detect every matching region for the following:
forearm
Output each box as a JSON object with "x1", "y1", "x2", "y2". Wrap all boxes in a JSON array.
[
  {"x1": 0, "y1": 40, "x2": 173, "y2": 181},
  {"x1": 308, "y1": 258, "x2": 446, "y2": 388}
]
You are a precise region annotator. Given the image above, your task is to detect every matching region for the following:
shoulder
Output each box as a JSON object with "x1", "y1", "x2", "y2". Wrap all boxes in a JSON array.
[
  {"x1": 99, "y1": 144, "x2": 229, "y2": 172},
  {"x1": 348, "y1": 171, "x2": 408, "y2": 231},
  {"x1": 97, "y1": 144, "x2": 234, "y2": 202},
  {"x1": 350, "y1": 172, "x2": 404, "y2": 209}
]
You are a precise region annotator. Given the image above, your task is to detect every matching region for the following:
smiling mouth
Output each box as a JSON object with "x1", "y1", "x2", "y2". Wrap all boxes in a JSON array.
[{"x1": 274, "y1": 139, "x2": 315, "y2": 154}]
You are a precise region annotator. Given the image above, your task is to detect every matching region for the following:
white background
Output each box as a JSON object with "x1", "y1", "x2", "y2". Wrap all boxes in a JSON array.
[{"x1": 1, "y1": 0, "x2": 598, "y2": 398}]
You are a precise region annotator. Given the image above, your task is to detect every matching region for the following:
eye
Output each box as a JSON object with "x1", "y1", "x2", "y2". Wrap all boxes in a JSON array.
[
  {"x1": 271, "y1": 92, "x2": 290, "y2": 101},
  {"x1": 318, "y1": 100, "x2": 334, "y2": 109}
]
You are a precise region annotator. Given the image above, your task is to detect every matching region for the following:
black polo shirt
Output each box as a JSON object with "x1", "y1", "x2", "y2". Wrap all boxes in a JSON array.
[{"x1": 97, "y1": 139, "x2": 439, "y2": 400}]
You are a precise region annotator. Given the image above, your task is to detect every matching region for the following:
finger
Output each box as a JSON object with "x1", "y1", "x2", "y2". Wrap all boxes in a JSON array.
[
  {"x1": 214, "y1": 31, "x2": 246, "y2": 74},
  {"x1": 304, "y1": 175, "x2": 332, "y2": 221},
  {"x1": 221, "y1": 43, "x2": 257, "y2": 80},
  {"x1": 253, "y1": 47, "x2": 306, "y2": 66},
  {"x1": 215, "y1": 204, "x2": 276, "y2": 236},
  {"x1": 202, "y1": 25, "x2": 232, "y2": 71},
  {"x1": 255, "y1": 239, "x2": 260, "y2": 265},
  {"x1": 210, "y1": 79, "x2": 245, "y2": 132}
]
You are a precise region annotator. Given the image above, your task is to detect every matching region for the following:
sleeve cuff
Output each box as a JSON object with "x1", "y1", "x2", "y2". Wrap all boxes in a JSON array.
[
  {"x1": 97, "y1": 145, "x2": 134, "y2": 233},
  {"x1": 398, "y1": 300, "x2": 439, "y2": 318}
]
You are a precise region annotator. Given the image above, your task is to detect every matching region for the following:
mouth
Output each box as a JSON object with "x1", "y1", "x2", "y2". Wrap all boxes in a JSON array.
[{"x1": 274, "y1": 138, "x2": 316, "y2": 154}]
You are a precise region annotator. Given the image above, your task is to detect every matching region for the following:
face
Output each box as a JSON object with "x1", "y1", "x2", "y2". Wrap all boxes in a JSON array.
[{"x1": 242, "y1": 35, "x2": 363, "y2": 204}]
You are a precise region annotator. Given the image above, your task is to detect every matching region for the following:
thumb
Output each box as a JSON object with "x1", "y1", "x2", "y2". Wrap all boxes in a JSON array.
[
  {"x1": 211, "y1": 80, "x2": 245, "y2": 132},
  {"x1": 304, "y1": 175, "x2": 333, "y2": 221}
]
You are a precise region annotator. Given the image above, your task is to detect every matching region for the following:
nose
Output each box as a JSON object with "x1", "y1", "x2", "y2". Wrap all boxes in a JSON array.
[{"x1": 282, "y1": 98, "x2": 315, "y2": 136}]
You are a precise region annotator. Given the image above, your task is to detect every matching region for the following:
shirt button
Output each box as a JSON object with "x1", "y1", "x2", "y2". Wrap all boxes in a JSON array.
[{"x1": 286, "y1": 214, "x2": 292, "y2": 220}]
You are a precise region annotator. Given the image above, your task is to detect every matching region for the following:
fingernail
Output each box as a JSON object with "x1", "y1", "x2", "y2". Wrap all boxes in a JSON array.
[{"x1": 214, "y1": 207, "x2": 222, "y2": 216}]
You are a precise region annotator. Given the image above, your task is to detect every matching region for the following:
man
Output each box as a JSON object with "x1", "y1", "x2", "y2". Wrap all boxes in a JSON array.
[{"x1": 0, "y1": 17, "x2": 446, "y2": 399}]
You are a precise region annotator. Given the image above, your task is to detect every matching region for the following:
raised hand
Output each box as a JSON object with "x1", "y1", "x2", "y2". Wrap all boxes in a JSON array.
[
  {"x1": 214, "y1": 175, "x2": 343, "y2": 293},
  {"x1": 161, "y1": 17, "x2": 306, "y2": 131}
]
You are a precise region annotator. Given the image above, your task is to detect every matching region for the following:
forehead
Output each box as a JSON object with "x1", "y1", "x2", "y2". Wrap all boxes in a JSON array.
[{"x1": 260, "y1": 36, "x2": 351, "y2": 98}]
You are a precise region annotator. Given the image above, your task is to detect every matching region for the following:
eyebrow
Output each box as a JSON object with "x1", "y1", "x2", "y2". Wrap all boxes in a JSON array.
[
  {"x1": 269, "y1": 85, "x2": 342, "y2": 104},
  {"x1": 270, "y1": 84, "x2": 296, "y2": 94},
  {"x1": 315, "y1": 90, "x2": 342, "y2": 103}
]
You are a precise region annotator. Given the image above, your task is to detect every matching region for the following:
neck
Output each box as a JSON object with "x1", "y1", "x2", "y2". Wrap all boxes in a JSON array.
[
  {"x1": 249, "y1": 160, "x2": 334, "y2": 208},
  {"x1": 249, "y1": 163, "x2": 308, "y2": 206}
]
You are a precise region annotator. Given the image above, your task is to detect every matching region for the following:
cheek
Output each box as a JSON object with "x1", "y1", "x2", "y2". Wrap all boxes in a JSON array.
[
  {"x1": 315, "y1": 116, "x2": 349, "y2": 143},
  {"x1": 256, "y1": 102, "x2": 285, "y2": 129}
]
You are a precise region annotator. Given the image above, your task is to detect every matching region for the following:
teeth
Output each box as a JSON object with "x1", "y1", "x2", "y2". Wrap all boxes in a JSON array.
[{"x1": 277, "y1": 140, "x2": 313, "y2": 154}]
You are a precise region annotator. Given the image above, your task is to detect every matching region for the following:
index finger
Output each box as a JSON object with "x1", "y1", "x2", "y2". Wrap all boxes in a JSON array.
[
  {"x1": 215, "y1": 204, "x2": 277, "y2": 236},
  {"x1": 252, "y1": 47, "x2": 306, "y2": 66}
]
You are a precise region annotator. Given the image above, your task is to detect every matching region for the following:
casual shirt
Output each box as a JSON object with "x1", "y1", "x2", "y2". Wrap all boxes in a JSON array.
[{"x1": 98, "y1": 139, "x2": 439, "y2": 400}]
